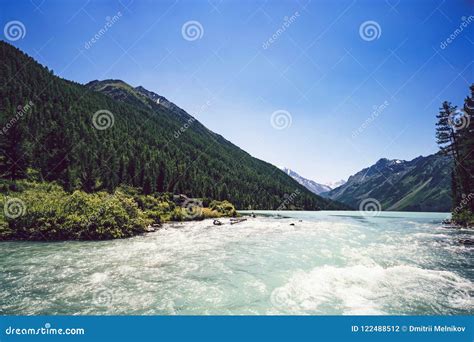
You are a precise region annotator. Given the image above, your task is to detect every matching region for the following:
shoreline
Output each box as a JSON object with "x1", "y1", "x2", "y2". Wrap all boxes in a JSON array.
[{"x1": 0, "y1": 180, "x2": 237, "y2": 242}]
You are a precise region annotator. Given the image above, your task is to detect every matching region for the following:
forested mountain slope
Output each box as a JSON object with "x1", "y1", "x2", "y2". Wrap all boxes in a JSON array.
[{"x1": 0, "y1": 41, "x2": 346, "y2": 210}]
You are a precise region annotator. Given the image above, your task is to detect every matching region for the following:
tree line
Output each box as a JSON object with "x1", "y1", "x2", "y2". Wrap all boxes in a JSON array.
[
  {"x1": 436, "y1": 83, "x2": 474, "y2": 225},
  {"x1": 0, "y1": 41, "x2": 345, "y2": 211}
]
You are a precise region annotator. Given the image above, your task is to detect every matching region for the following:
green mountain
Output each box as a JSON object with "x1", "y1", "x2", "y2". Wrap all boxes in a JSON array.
[
  {"x1": 323, "y1": 154, "x2": 453, "y2": 212},
  {"x1": 0, "y1": 41, "x2": 347, "y2": 210}
]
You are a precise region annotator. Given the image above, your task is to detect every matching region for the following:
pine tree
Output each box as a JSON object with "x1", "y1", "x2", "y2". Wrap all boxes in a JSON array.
[
  {"x1": 459, "y1": 84, "x2": 474, "y2": 211},
  {"x1": 437, "y1": 84, "x2": 474, "y2": 219},
  {"x1": 143, "y1": 175, "x2": 152, "y2": 195},
  {"x1": 0, "y1": 123, "x2": 27, "y2": 179},
  {"x1": 40, "y1": 123, "x2": 71, "y2": 185},
  {"x1": 436, "y1": 101, "x2": 459, "y2": 159},
  {"x1": 219, "y1": 183, "x2": 229, "y2": 200},
  {"x1": 156, "y1": 162, "x2": 166, "y2": 193},
  {"x1": 436, "y1": 101, "x2": 469, "y2": 205}
]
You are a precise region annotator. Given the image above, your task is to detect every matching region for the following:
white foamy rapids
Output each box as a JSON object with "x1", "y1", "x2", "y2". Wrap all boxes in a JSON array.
[
  {"x1": 0, "y1": 212, "x2": 472, "y2": 315},
  {"x1": 270, "y1": 264, "x2": 474, "y2": 315}
]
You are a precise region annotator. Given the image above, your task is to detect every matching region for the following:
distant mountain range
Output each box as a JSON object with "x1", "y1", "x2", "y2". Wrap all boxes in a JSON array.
[
  {"x1": 325, "y1": 179, "x2": 346, "y2": 189},
  {"x1": 282, "y1": 167, "x2": 336, "y2": 195},
  {"x1": 323, "y1": 154, "x2": 453, "y2": 212}
]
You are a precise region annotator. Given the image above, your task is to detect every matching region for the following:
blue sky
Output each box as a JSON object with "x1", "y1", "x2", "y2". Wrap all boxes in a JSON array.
[{"x1": 1, "y1": 0, "x2": 473, "y2": 184}]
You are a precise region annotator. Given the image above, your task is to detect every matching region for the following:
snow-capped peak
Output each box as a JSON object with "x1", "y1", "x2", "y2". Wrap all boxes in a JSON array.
[{"x1": 281, "y1": 167, "x2": 333, "y2": 195}]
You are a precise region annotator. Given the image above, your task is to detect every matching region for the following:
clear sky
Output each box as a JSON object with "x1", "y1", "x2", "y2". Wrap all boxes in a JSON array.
[{"x1": 1, "y1": 0, "x2": 473, "y2": 184}]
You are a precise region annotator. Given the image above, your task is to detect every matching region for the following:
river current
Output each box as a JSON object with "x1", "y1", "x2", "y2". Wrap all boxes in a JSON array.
[{"x1": 0, "y1": 211, "x2": 472, "y2": 315}]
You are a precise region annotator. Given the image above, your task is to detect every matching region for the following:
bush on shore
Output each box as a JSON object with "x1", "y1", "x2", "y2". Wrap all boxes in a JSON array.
[
  {"x1": 0, "y1": 180, "x2": 237, "y2": 241},
  {"x1": 452, "y1": 209, "x2": 474, "y2": 227},
  {"x1": 209, "y1": 200, "x2": 237, "y2": 217}
]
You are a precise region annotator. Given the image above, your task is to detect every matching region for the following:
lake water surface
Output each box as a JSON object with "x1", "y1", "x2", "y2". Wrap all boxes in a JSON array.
[{"x1": 0, "y1": 211, "x2": 472, "y2": 315}]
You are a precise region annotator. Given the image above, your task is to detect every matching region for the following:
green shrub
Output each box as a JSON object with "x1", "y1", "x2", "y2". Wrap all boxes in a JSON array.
[
  {"x1": 209, "y1": 200, "x2": 237, "y2": 216},
  {"x1": 452, "y1": 209, "x2": 474, "y2": 227},
  {"x1": 0, "y1": 180, "x2": 237, "y2": 241},
  {"x1": 1, "y1": 184, "x2": 151, "y2": 241},
  {"x1": 0, "y1": 216, "x2": 12, "y2": 239}
]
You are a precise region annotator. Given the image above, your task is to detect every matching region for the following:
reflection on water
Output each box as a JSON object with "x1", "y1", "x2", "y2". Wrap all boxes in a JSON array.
[{"x1": 0, "y1": 211, "x2": 472, "y2": 315}]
